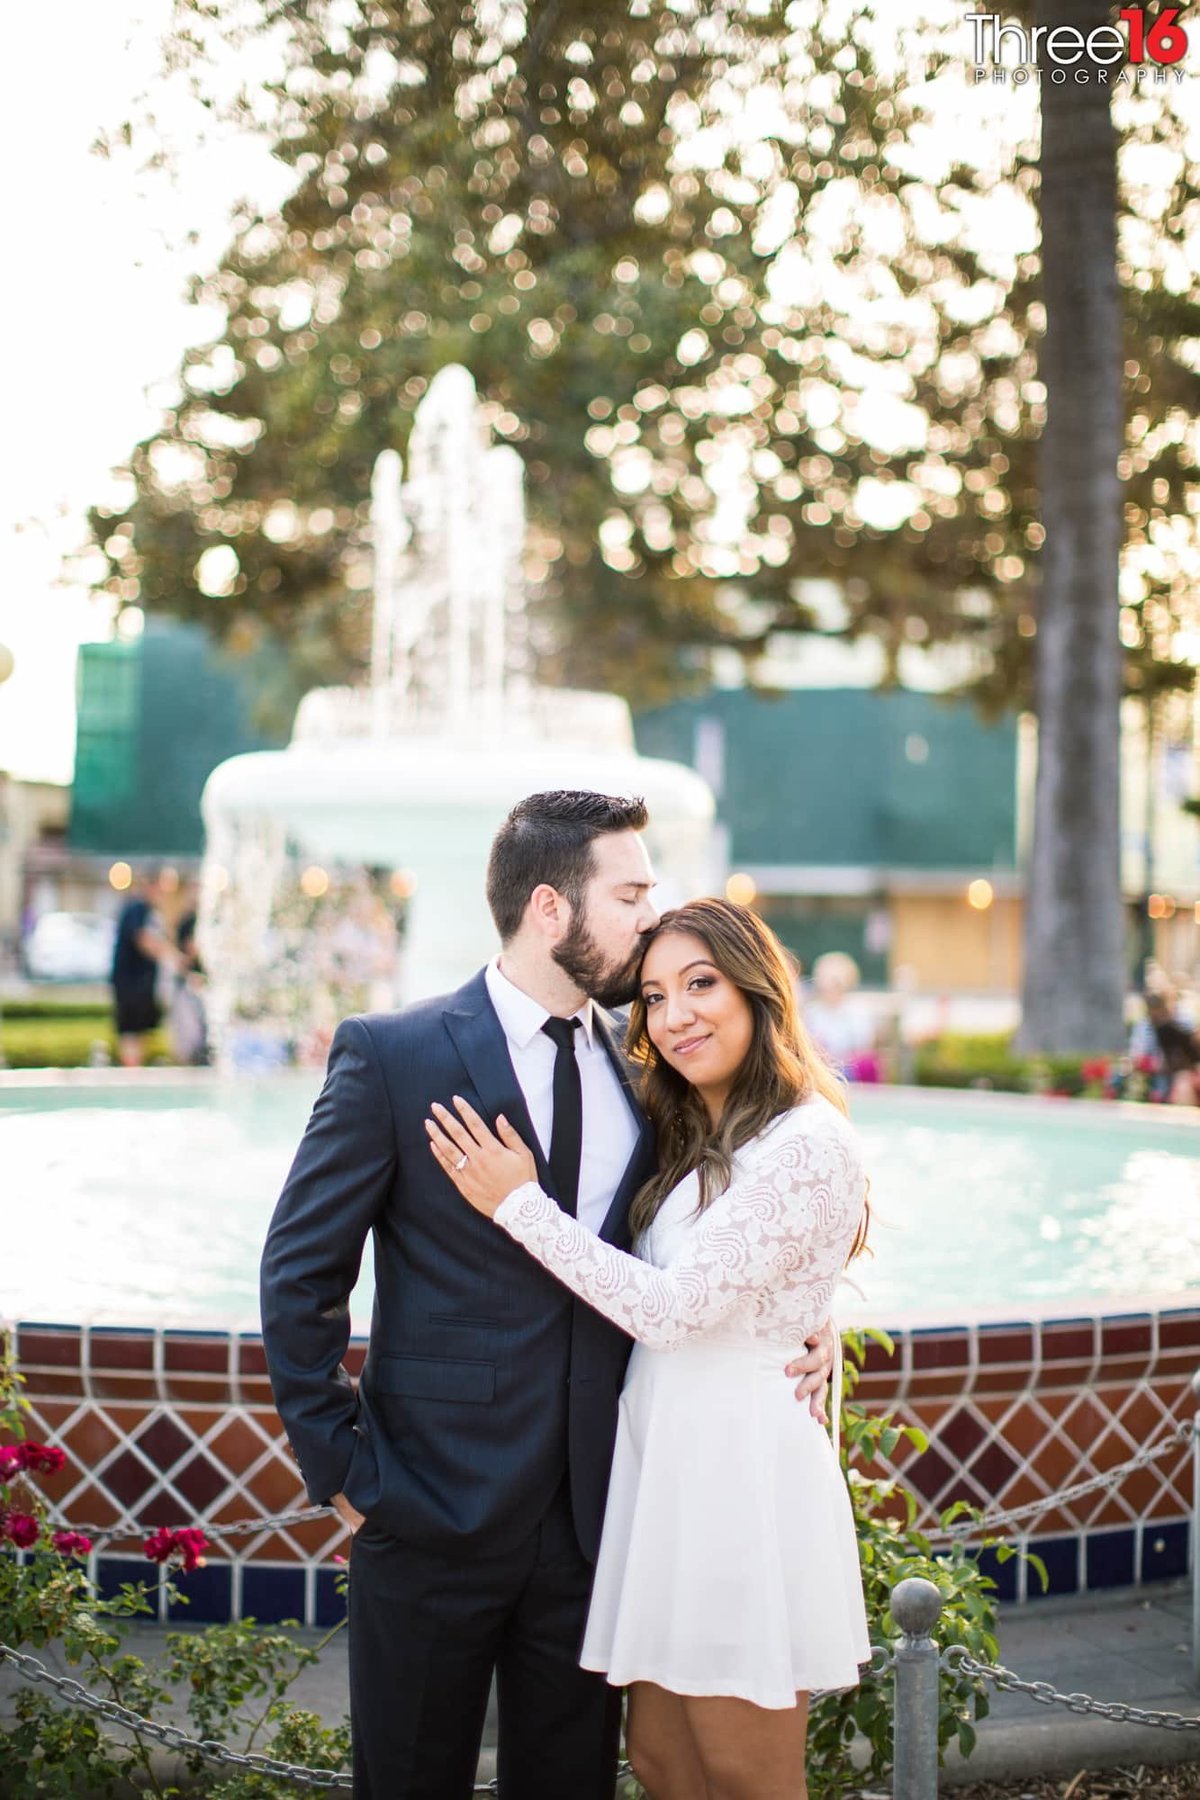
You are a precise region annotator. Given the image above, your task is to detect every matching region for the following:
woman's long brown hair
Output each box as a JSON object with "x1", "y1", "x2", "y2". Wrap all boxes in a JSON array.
[{"x1": 626, "y1": 899, "x2": 870, "y2": 1259}]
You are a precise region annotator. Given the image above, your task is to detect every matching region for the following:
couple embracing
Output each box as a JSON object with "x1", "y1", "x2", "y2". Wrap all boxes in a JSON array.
[{"x1": 261, "y1": 790, "x2": 870, "y2": 1800}]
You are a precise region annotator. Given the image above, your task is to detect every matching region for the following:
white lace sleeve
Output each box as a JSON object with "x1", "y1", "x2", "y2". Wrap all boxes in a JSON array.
[{"x1": 493, "y1": 1110, "x2": 864, "y2": 1349}]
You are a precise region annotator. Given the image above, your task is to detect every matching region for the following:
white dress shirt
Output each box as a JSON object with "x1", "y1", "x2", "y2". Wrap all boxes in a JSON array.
[{"x1": 484, "y1": 958, "x2": 640, "y2": 1237}]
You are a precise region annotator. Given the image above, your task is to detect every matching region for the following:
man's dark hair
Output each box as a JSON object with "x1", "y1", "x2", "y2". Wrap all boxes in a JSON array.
[{"x1": 486, "y1": 790, "x2": 649, "y2": 943}]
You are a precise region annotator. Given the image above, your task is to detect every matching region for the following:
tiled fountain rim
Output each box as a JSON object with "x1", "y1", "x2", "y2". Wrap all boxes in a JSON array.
[
  {"x1": 8, "y1": 1302, "x2": 1198, "y2": 1620},
  {"x1": 8, "y1": 1294, "x2": 1200, "y2": 1338}
]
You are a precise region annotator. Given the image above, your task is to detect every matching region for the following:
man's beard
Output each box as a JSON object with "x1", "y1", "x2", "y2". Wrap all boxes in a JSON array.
[{"x1": 552, "y1": 910, "x2": 649, "y2": 1009}]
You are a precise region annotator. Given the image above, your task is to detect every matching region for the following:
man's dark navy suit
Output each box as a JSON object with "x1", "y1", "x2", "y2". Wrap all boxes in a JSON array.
[{"x1": 261, "y1": 968, "x2": 656, "y2": 1799}]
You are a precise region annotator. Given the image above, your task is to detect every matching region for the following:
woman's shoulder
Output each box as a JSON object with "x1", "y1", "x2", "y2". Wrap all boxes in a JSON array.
[{"x1": 743, "y1": 1094, "x2": 861, "y2": 1163}]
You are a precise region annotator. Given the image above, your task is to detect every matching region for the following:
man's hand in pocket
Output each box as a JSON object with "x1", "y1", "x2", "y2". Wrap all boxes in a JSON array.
[{"x1": 331, "y1": 1491, "x2": 366, "y2": 1535}]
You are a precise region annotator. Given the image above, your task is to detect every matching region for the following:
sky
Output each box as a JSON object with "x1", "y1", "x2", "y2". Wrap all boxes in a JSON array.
[{"x1": 0, "y1": 1, "x2": 290, "y2": 782}]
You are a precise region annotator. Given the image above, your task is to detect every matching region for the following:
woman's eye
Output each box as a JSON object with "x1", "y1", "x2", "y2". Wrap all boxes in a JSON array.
[
  {"x1": 689, "y1": 977, "x2": 715, "y2": 992},
  {"x1": 643, "y1": 992, "x2": 662, "y2": 1006}
]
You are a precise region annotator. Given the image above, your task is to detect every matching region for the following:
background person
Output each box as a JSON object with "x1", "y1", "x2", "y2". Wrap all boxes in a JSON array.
[
  {"x1": 1144, "y1": 989, "x2": 1200, "y2": 1106},
  {"x1": 168, "y1": 884, "x2": 208, "y2": 1066},
  {"x1": 110, "y1": 868, "x2": 178, "y2": 1068},
  {"x1": 802, "y1": 950, "x2": 879, "y2": 1082}
]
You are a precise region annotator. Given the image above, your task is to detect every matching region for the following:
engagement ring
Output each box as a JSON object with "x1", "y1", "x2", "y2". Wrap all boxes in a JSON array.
[{"x1": 455, "y1": 1152, "x2": 469, "y2": 1170}]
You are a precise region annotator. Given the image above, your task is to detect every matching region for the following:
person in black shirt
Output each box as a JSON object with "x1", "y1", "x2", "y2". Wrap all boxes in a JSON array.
[
  {"x1": 1145, "y1": 990, "x2": 1200, "y2": 1105},
  {"x1": 111, "y1": 869, "x2": 177, "y2": 1067}
]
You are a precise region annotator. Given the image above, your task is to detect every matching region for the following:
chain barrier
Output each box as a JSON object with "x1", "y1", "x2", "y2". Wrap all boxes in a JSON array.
[
  {"x1": 43, "y1": 1505, "x2": 329, "y2": 1546},
  {"x1": 926, "y1": 1416, "x2": 1194, "y2": 1542},
  {"x1": 942, "y1": 1645, "x2": 1200, "y2": 1735},
  {"x1": 1, "y1": 1641, "x2": 354, "y2": 1791},
  {"x1": 0, "y1": 1640, "x2": 635, "y2": 1793},
  {"x1": 8, "y1": 1627, "x2": 1200, "y2": 1797}
]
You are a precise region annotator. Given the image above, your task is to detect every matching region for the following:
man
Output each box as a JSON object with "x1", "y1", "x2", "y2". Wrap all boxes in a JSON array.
[
  {"x1": 110, "y1": 868, "x2": 177, "y2": 1068},
  {"x1": 260, "y1": 791, "x2": 832, "y2": 1800}
]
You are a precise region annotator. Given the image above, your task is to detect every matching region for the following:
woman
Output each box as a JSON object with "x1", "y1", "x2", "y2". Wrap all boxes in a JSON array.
[{"x1": 426, "y1": 900, "x2": 869, "y2": 1800}]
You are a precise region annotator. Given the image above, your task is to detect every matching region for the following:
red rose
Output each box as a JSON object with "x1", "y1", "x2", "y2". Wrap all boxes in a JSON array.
[
  {"x1": 174, "y1": 1528, "x2": 208, "y2": 1573},
  {"x1": 143, "y1": 1525, "x2": 208, "y2": 1572},
  {"x1": 5, "y1": 1512, "x2": 40, "y2": 1549},
  {"x1": 51, "y1": 1530, "x2": 93, "y2": 1557}
]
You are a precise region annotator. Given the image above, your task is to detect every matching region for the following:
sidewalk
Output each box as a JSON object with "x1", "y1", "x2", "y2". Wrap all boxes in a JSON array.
[{"x1": 4, "y1": 1582, "x2": 1200, "y2": 1790}]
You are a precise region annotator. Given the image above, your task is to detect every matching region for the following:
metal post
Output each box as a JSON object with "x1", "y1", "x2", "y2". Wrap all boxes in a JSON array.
[
  {"x1": 1191, "y1": 1370, "x2": 1200, "y2": 1691},
  {"x1": 892, "y1": 1575, "x2": 943, "y2": 1800}
]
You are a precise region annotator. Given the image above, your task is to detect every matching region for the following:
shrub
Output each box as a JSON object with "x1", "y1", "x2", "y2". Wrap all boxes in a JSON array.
[
  {"x1": 0, "y1": 1332, "x2": 350, "y2": 1799},
  {"x1": 0, "y1": 1016, "x2": 170, "y2": 1068}
]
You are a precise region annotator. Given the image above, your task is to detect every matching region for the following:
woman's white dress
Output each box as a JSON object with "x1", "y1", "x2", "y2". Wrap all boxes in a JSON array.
[{"x1": 494, "y1": 1094, "x2": 870, "y2": 1709}]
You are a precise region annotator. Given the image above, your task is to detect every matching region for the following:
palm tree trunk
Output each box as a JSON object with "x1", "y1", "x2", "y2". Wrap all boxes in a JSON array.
[{"x1": 1016, "y1": 0, "x2": 1126, "y2": 1053}]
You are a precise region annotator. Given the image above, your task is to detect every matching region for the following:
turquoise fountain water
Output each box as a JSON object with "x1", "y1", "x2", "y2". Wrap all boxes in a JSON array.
[{"x1": 4, "y1": 1079, "x2": 1197, "y2": 1330}]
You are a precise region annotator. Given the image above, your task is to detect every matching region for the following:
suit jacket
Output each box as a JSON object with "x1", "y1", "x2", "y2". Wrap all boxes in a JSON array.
[{"x1": 260, "y1": 968, "x2": 657, "y2": 1562}]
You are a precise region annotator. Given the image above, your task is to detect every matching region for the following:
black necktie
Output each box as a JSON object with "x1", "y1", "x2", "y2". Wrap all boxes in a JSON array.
[{"x1": 541, "y1": 1016, "x2": 582, "y2": 1217}]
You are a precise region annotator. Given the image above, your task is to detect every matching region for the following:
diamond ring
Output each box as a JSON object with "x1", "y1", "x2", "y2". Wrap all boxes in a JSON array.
[{"x1": 455, "y1": 1152, "x2": 469, "y2": 1171}]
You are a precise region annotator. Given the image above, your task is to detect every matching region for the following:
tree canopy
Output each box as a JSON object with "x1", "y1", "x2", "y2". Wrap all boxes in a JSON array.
[{"x1": 89, "y1": 0, "x2": 1200, "y2": 723}]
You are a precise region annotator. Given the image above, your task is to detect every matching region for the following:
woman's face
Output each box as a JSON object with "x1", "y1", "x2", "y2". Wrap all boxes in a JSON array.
[{"x1": 638, "y1": 929, "x2": 755, "y2": 1125}]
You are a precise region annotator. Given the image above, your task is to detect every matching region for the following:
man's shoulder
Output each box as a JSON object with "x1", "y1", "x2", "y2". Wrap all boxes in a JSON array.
[{"x1": 337, "y1": 971, "x2": 491, "y2": 1051}]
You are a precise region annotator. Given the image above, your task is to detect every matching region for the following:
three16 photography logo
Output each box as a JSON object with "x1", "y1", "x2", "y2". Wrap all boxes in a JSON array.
[{"x1": 970, "y1": 8, "x2": 1190, "y2": 83}]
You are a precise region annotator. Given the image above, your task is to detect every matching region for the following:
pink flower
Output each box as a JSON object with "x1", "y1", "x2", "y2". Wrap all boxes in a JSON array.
[
  {"x1": 0, "y1": 1445, "x2": 24, "y2": 1481},
  {"x1": 51, "y1": 1530, "x2": 93, "y2": 1557},
  {"x1": 5, "y1": 1512, "x2": 40, "y2": 1549},
  {"x1": 144, "y1": 1527, "x2": 177, "y2": 1564}
]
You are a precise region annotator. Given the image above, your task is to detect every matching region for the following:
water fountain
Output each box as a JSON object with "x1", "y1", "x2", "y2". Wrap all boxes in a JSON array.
[{"x1": 198, "y1": 365, "x2": 716, "y2": 1065}]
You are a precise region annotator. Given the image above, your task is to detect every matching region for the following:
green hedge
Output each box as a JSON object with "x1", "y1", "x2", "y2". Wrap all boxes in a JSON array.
[
  {"x1": 913, "y1": 1032, "x2": 1111, "y2": 1097},
  {"x1": 0, "y1": 1014, "x2": 170, "y2": 1069},
  {"x1": 1, "y1": 999, "x2": 114, "y2": 1021}
]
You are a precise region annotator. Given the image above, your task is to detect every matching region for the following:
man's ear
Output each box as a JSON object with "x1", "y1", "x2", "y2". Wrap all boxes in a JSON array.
[{"x1": 527, "y1": 883, "x2": 569, "y2": 940}]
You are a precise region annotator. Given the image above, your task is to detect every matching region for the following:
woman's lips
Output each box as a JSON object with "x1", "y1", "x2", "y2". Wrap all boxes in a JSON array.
[{"x1": 672, "y1": 1034, "x2": 710, "y2": 1056}]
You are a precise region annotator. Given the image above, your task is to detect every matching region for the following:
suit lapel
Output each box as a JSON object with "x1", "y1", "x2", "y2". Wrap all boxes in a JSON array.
[
  {"x1": 592, "y1": 1009, "x2": 656, "y2": 1247},
  {"x1": 443, "y1": 978, "x2": 556, "y2": 1198},
  {"x1": 443, "y1": 975, "x2": 657, "y2": 1245}
]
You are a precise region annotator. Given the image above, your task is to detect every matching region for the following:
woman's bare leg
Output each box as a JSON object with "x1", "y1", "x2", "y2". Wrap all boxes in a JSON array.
[
  {"x1": 681, "y1": 1691, "x2": 810, "y2": 1800},
  {"x1": 625, "y1": 1681, "x2": 708, "y2": 1800}
]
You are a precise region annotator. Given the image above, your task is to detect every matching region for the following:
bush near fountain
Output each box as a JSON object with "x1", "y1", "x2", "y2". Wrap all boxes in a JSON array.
[
  {"x1": 913, "y1": 1033, "x2": 1161, "y2": 1101},
  {"x1": 0, "y1": 1001, "x2": 167, "y2": 1069}
]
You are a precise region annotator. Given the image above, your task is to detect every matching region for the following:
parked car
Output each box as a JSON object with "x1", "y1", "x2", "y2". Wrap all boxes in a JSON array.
[{"x1": 22, "y1": 911, "x2": 117, "y2": 983}]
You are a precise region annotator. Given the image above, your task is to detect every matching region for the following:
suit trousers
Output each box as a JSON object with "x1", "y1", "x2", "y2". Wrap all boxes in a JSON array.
[{"x1": 347, "y1": 1479, "x2": 622, "y2": 1800}]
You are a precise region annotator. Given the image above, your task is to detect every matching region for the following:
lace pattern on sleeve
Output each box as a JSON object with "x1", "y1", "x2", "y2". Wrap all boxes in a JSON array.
[{"x1": 493, "y1": 1109, "x2": 863, "y2": 1350}]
